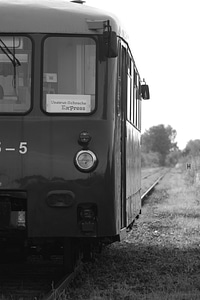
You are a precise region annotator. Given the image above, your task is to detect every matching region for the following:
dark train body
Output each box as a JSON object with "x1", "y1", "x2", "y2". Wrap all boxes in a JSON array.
[{"x1": 0, "y1": 0, "x2": 149, "y2": 268}]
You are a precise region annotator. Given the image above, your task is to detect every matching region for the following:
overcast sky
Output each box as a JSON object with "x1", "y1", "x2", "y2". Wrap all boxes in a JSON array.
[{"x1": 85, "y1": 0, "x2": 200, "y2": 149}]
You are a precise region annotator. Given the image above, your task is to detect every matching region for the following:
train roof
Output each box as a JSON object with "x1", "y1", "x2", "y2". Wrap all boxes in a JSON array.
[{"x1": 0, "y1": 0, "x2": 128, "y2": 39}]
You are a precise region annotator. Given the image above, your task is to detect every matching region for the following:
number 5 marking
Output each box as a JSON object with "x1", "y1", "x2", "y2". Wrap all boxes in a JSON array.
[{"x1": 19, "y1": 142, "x2": 28, "y2": 154}]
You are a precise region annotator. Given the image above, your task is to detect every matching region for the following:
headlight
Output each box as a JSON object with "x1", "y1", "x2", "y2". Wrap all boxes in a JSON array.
[{"x1": 75, "y1": 150, "x2": 97, "y2": 172}]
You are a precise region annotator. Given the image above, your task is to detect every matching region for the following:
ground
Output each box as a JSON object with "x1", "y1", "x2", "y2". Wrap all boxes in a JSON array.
[{"x1": 66, "y1": 166, "x2": 200, "y2": 300}]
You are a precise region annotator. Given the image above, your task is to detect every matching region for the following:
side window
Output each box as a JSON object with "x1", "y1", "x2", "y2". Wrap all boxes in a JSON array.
[
  {"x1": 126, "y1": 54, "x2": 132, "y2": 122},
  {"x1": 133, "y1": 68, "x2": 141, "y2": 130},
  {"x1": 119, "y1": 44, "x2": 141, "y2": 131},
  {"x1": 130, "y1": 60, "x2": 134, "y2": 124},
  {"x1": 42, "y1": 36, "x2": 96, "y2": 114},
  {"x1": 134, "y1": 70, "x2": 138, "y2": 127},
  {"x1": 0, "y1": 36, "x2": 32, "y2": 113},
  {"x1": 127, "y1": 52, "x2": 140, "y2": 128},
  {"x1": 126, "y1": 50, "x2": 141, "y2": 131},
  {"x1": 136, "y1": 71, "x2": 141, "y2": 130}
]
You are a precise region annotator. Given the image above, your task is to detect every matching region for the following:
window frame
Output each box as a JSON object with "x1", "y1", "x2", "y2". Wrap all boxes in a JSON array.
[{"x1": 41, "y1": 34, "x2": 98, "y2": 116}]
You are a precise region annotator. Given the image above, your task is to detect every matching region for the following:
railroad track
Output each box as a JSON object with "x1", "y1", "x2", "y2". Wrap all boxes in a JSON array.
[
  {"x1": 0, "y1": 169, "x2": 167, "y2": 299},
  {"x1": 141, "y1": 167, "x2": 168, "y2": 202},
  {"x1": 0, "y1": 255, "x2": 64, "y2": 299},
  {"x1": 44, "y1": 264, "x2": 83, "y2": 300},
  {"x1": 141, "y1": 173, "x2": 165, "y2": 201},
  {"x1": 0, "y1": 254, "x2": 83, "y2": 299}
]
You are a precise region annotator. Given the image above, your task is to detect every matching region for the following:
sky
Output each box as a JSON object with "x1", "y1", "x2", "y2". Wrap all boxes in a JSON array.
[{"x1": 85, "y1": 0, "x2": 200, "y2": 149}]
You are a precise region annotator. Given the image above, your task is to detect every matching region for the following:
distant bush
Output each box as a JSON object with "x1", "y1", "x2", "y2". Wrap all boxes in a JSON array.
[
  {"x1": 165, "y1": 150, "x2": 181, "y2": 166},
  {"x1": 141, "y1": 124, "x2": 178, "y2": 166}
]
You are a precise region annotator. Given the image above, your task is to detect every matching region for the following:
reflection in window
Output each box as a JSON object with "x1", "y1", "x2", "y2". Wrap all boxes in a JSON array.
[
  {"x1": 0, "y1": 36, "x2": 32, "y2": 113},
  {"x1": 43, "y1": 37, "x2": 96, "y2": 114}
]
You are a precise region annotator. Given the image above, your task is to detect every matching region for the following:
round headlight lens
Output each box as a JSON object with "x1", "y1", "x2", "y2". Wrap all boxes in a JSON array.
[{"x1": 75, "y1": 150, "x2": 97, "y2": 171}]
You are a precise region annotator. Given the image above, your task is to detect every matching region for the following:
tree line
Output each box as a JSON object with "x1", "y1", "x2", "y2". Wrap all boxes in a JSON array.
[{"x1": 141, "y1": 124, "x2": 200, "y2": 167}]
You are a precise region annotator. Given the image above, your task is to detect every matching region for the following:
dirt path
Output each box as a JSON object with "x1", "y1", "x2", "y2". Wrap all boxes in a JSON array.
[{"x1": 67, "y1": 167, "x2": 200, "y2": 300}]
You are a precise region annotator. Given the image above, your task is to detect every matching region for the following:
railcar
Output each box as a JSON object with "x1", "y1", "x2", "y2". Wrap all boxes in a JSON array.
[{"x1": 0, "y1": 0, "x2": 149, "y2": 271}]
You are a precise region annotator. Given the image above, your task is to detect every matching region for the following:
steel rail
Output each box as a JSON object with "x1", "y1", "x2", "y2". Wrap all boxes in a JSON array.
[
  {"x1": 141, "y1": 174, "x2": 165, "y2": 201},
  {"x1": 44, "y1": 263, "x2": 83, "y2": 300}
]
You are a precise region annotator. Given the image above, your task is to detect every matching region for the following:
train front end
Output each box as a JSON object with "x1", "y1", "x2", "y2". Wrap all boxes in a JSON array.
[{"x1": 0, "y1": 4, "x2": 121, "y2": 259}]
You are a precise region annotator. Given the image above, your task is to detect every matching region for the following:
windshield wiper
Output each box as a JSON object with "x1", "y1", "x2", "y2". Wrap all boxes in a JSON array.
[
  {"x1": 0, "y1": 38, "x2": 21, "y2": 67},
  {"x1": 0, "y1": 38, "x2": 21, "y2": 90}
]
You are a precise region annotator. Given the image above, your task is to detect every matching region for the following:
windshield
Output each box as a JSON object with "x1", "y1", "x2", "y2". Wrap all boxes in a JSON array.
[
  {"x1": 0, "y1": 36, "x2": 32, "y2": 113},
  {"x1": 43, "y1": 36, "x2": 96, "y2": 114}
]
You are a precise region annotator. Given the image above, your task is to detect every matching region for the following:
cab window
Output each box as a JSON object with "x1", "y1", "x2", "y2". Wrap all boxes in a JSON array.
[
  {"x1": 0, "y1": 36, "x2": 32, "y2": 113},
  {"x1": 43, "y1": 36, "x2": 96, "y2": 114}
]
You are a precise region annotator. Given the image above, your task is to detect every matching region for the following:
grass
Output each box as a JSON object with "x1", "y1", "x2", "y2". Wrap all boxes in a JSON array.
[{"x1": 65, "y1": 166, "x2": 200, "y2": 299}]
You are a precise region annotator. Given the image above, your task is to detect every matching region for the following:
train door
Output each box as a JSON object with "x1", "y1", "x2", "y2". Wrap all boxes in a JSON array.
[{"x1": 119, "y1": 43, "x2": 127, "y2": 228}]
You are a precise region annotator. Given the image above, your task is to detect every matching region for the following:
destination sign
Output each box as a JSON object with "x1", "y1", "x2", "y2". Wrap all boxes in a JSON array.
[{"x1": 46, "y1": 94, "x2": 91, "y2": 113}]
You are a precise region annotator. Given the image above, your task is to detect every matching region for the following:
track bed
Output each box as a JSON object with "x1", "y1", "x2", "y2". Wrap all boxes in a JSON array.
[{"x1": 0, "y1": 256, "x2": 64, "y2": 299}]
